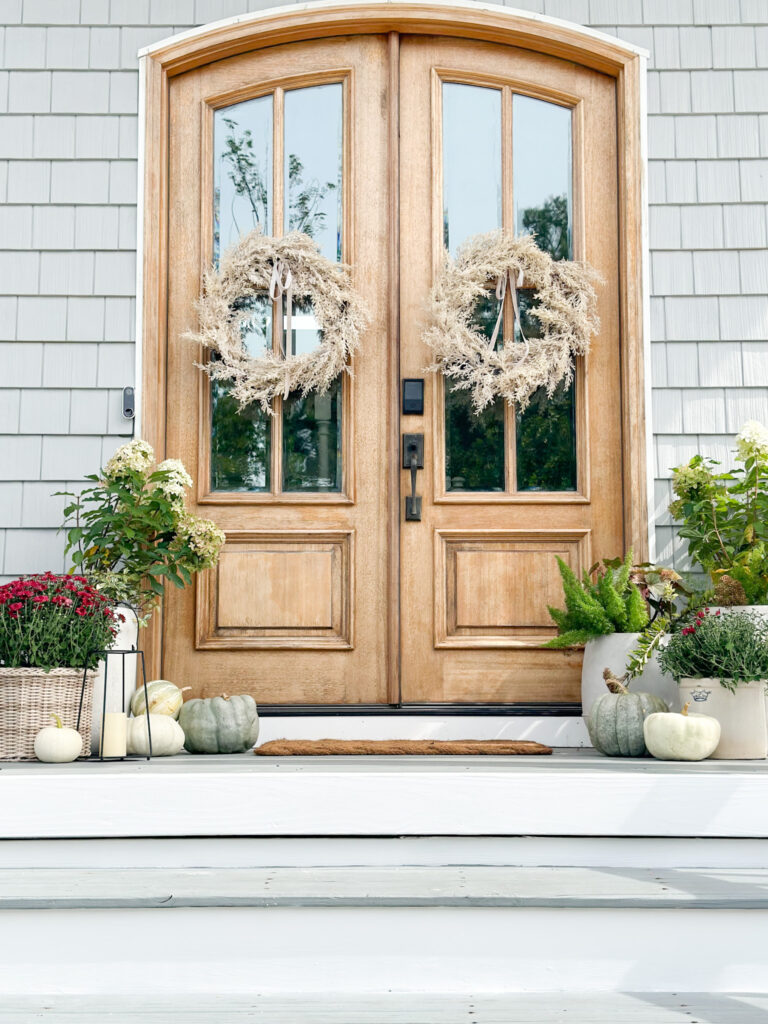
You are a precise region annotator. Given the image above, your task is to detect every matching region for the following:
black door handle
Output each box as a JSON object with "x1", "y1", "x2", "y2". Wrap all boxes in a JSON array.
[{"x1": 403, "y1": 433, "x2": 424, "y2": 521}]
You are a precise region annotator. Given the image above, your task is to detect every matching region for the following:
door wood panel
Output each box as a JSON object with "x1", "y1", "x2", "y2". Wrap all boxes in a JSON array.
[
  {"x1": 162, "y1": 36, "x2": 392, "y2": 703},
  {"x1": 143, "y1": 15, "x2": 645, "y2": 707},
  {"x1": 398, "y1": 36, "x2": 622, "y2": 704}
]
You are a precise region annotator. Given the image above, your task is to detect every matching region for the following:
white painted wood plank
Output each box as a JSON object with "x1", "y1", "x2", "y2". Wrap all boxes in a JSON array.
[
  {"x1": 1, "y1": 907, "x2": 766, "y2": 995},
  {"x1": 2, "y1": 865, "x2": 768, "y2": 910},
  {"x1": 2, "y1": 992, "x2": 768, "y2": 1023},
  {"x1": 1, "y1": 751, "x2": 768, "y2": 839}
]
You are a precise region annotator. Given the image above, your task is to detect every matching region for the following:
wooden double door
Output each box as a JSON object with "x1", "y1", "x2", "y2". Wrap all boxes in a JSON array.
[{"x1": 160, "y1": 32, "x2": 624, "y2": 706}]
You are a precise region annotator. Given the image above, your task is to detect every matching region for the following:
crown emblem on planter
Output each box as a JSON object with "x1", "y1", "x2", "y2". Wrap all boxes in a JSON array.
[{"x1": 690, "y1": 687, "x2": 712, "y2": 702}]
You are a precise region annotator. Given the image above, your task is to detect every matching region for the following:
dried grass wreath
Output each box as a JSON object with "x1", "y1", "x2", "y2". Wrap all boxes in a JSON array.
[
  {"x1": 188, "y1": 229, "x2": 368, "y2": 414},
  {"x1": 423, "y1": 231, "x2": 601, "y2": 413}
]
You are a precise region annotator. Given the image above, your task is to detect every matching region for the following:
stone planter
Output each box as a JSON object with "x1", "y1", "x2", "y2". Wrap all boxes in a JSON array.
[
  {"x1": 90, "y1": 604, "x2": 140, "y2": 755},
  {"x1": 581, "y1": 632, "x2": 678, "y2": 718},
  {"x1": 678, "y1": 678, "x2": 768, "y2": 760}
]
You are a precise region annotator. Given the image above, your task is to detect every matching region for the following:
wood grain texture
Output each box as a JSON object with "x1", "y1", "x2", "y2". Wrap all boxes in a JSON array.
[
  {"x1": 140, "y1": 6, "x2": 647, "y2": 707},
  {"x1": 399, "y1": 36, "x2": 621, "y2": 703},
  {"x1": 162, "y1": 37, "x2": 390, "y2": 701}
]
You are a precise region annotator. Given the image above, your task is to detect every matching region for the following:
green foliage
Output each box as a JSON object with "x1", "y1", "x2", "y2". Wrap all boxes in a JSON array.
[
  {"x1": 625, "y1": 615, "x2": 671, "y2": 681},
  {"x1": 669, "y1": 425, "x2": 768, "y2": 604},
  {"x1": 546, "y1": 550, "x2": 649, "y2": 648},
  {"x1": 521, "y1": 194, "x2": 570, "y2": 261},
  {"x1": 59, "y1": 441, "x2": 225, "y2": 625},
  {"x1": 0, "y1": 573, "x2": 118, "y2": 671},
  {"x1": 659, "y1": 608, "x2": 768, "y2": 691}
]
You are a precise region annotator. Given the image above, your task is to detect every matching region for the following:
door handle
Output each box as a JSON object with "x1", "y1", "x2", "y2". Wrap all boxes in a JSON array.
[{"x1": 402, "y1": 433, "x2": 424, "y2": 522}]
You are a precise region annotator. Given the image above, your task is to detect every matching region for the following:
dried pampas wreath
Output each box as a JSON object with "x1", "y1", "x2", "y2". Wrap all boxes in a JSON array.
[
  {"x1": 423, "y1": 231, "x2": 601, "y2": 413},
  {"x1": 188, "y1": 229, "x2": 368, "y2": 414}
]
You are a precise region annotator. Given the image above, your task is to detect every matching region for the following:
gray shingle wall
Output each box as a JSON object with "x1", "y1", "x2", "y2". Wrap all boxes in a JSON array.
[{"x1": 1, "y1": 0, "x2": 767, "y2": 578}]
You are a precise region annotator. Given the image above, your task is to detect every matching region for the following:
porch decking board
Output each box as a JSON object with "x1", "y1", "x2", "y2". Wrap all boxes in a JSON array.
[
  {"x1": 2, "y1": 750, "x2": 768, "y2": 839},
  {"x1": 2, "y1": 865, "x2": 768, "y2": 910},
  {"x1": 2, "y1": 993, "x2": 767, "y2": 1022}
]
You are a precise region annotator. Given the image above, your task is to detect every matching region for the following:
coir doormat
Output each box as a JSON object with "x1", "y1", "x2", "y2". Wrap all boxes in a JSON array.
[{"x1": 254, "y1": 739, "x2": 552, "y2": 756}]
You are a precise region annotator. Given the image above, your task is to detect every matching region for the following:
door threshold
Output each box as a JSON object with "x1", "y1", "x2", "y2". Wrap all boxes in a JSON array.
[{"x1": 259, "y1": 703, "x2": 582, "y2": 716}]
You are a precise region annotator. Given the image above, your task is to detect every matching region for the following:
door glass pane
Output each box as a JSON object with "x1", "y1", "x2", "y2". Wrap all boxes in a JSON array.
[
  {"x1": 283, "y1": 379, "x2": 342, "y2": 492},
  {"x1": 442, "y1": 81, "x2": 505, "y2": 491},
  {"x1": 214, "y1": 95, "x2": 273, "y2": 262},
  {"x1": 445, "y1": 387, "x2": 505, "y2": 492},
  {"x1": 513, "y1": 95, "x2": 572, "y2": 260},
  {"x1": 284, "y1": 294, "x2": 322, "y2": 356},
  {"x1": 513, "y1": 94, "x2": 576, "y2": 490},
  {"x1": 211, "y1": 97, "x2": 274, "y2": 492},
  {"x1": 284, "y1": 84, "x2": 343, "y2": 262},
  {"x1": 516, "y1": 379, "x2": 576, "y2": 492},
  {"x1": 211, "y1": 380, "x2": 270, "y2": 492},
  {"x1": 442, "y1": 83, "x2": 502, "y2": 257}
]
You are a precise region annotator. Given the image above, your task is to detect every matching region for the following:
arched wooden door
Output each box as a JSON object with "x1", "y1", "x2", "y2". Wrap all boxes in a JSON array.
[{"x1": 145, "y1": 9, "x2": 646, "y2": 707}]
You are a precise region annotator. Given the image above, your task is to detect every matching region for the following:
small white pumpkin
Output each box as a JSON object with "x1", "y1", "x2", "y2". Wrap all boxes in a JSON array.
[
  {"x1": 34, "y1": 714, "x2": 83, "y2": 763},
  {"x1": 126, "y1": 714, "x2": 185, "y2": 757},
  {"x1": 129, "y1": 680, "x2": 190, "y2": 720},
  {"x1": 643, "y1": 702, "x2": 721, "y2": 762}
]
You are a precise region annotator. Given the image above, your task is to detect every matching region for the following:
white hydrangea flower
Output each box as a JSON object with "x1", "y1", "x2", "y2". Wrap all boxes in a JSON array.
[
  {"x1": 104, "y1": 439, "x2": 154, "y2": 480},
  {"x1": 154, "y1": 458, "x2": 193, "y2": 502},
  {"x1": 175, "y1": 513, "x2": 226, "y2": 567},
  {"x1": 736, "y1": 420, "x2": 768, "y2": 462}
]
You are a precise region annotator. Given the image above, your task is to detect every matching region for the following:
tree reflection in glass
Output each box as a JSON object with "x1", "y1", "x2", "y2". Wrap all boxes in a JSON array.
[{"x1": 283, "y1": 379, "x2": 342, "y2": 492}]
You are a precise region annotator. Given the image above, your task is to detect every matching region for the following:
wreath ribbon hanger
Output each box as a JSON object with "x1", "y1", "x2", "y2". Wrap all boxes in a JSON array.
[
  {"x1": 269, "y1": 258, "x2": 293, "y2": 357},
  {"x1": 489, "y1": 268, "x2": 529, "y2": 364}
]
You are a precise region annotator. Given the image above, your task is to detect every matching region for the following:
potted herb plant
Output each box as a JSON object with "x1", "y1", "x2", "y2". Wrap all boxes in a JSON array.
[
  {"x1": 546, "y1": 551, "x2": 684, "y2": 714},
  {"x1": 659, "y1": 608, "x2": 768, "y2": 759},
  {"x1": 670, "y1": 420, "x2": 768, "y2": 610},
  {"x1": 0, "y1": 573, "x2": 119, "y2": 760},
  {"x1": 59, "y1": 439, "x2": 225, "y2": 751}
]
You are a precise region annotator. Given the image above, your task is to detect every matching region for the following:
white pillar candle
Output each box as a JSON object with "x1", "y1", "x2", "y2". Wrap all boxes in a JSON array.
[{"x1": 100, "y1": 712, "x2": 127, "y2": 758}]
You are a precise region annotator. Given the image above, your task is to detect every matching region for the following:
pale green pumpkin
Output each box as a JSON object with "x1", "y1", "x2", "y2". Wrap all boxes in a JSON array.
[
  {"x1": 587, "y1": 671, "x2": 668, "y2": 757},
  {"x1": 130, "y1": 679, "x2": 190, "y2": 720},
  {"x1": 179, "y1": 694, "x2": 260, "y2": 754}
]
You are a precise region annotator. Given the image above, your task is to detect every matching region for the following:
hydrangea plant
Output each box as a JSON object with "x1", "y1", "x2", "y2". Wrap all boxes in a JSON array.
[
  {"x1": 59, "y1": 441, "x2": 225, "y2": 624},
  {"x1": 670, "y1": 420, "x2": 768, "y2": 605}
]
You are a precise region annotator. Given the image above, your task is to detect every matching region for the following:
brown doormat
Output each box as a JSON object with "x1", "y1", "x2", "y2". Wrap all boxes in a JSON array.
[{"x1": 254, "y1": 739, "x2": 552, "y2": 756}]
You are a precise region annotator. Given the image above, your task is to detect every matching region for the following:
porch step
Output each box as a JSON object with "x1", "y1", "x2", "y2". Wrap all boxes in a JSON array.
[
  {"x1": 2, "y1": 864, "x2": 768, "y2": 910},
  {"x1": 2, "y1": 993, "x2": 768, "y2": 1022}
]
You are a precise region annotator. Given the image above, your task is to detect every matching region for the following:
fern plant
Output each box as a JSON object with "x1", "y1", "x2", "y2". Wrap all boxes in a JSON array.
[{"x1": 546, "y1": 550, "x2": 650, "y2": 649}]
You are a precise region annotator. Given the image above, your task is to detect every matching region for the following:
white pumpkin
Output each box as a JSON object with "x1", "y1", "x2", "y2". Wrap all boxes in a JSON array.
[
  {"x1": 643, "y1": 703, "x2": 721, "y2": 762},
  {"x1": 34, "y1": 714, "x2": 83, "y2": 763},
  {"x1": 126, "y1": 714, "x2": 185, "y2": 757},
  {"x1": 129, "y1": 680, "x2": 189, "y2": 720}
]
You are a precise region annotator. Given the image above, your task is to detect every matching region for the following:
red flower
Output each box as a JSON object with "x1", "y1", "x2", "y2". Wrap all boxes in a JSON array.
[
  {"x1": 118, "y1": 613, "x2": 126, "y2": 623},
  {"x1": 32, "y1": 595, "x2": 49, "y2": 604},
  {"x1": 8, "y1": 602, "x2": 23, "y2": 613},
  {"x1": 74, "y1": 606, "x2": 91, "y2": 617}
]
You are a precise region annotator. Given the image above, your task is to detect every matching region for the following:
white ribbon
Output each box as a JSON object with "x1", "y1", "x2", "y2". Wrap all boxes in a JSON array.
[
  {"x1": 269, "y1": 259, "x2": 293, "y2": 358},
  {"x1": 489, "y1": 268, "x2": 529, "y2": 365}
]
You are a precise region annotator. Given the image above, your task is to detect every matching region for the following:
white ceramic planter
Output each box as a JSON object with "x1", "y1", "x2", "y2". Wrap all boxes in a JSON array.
[
  {"x1": 90, "y1": 604, "x2": 140, "y2": 756},
  {"x1": 678, "y1": 678, "x2": 768, "y2": 759},
  {"x1": 581, "y1": 632, "x2": 678, "y2": 718}
]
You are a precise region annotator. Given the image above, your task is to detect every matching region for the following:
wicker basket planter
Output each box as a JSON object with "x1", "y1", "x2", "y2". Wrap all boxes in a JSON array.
[{"x1": 0, "y1": 667, "x2": 94, "y2": 761}]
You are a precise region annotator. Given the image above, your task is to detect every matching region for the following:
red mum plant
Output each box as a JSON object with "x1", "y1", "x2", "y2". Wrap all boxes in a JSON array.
[{"x1": 0, "y1": 573, "x2": 118, "y2": 672}]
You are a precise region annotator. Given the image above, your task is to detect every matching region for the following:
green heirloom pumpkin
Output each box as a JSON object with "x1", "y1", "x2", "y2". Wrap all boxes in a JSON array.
[
  {"x1": 179, "y1": 694, "x2": 260, "y2": 754},
  {"x1": 587, "y1": 670, "x2": 668, "y2": 757}
]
